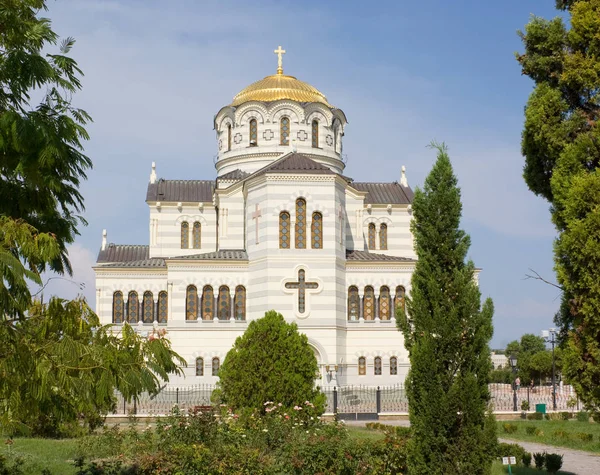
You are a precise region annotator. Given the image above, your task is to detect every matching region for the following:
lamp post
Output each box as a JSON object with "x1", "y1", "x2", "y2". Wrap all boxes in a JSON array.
[
  {"x1": 509, "y1": 354, "x2": 518, "y2": 412},
  {"x1": 541, "y1": 329, "x2": 557, "y2": 411}
]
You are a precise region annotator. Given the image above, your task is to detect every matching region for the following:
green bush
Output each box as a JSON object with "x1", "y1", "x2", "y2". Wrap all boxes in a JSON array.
[
  {"x1": 527, "y1": 412, "x2": 544, "y2": 420},
  {"x1": 217, "y1": 311, "x2": 325, "y2": 413},
  {"x1": 577, "y1": 411, "x2": 590, "y2": 422},
  {"x1": 551, "y1": 429, "x2": 569, "y2": 439},
  {"x1": 533, "y1": 452, "x2": 546, "y2": 469},
  {"x1": 522, "y1": 452, "x2": 532, "y2": 467},
  {"x1": 545, "y1": 453, "x2": 563, "y2": 474},
  {"x1": 525, "y1": 426, "x2": 537, "y2": 435},
  {"x1": 0, "y1": 454, "x2": 25, "y2": 475},
  {"x1": 546, "y1": 412, "x2": 563, "y2": 421},
  {"x1": 521, "y1": 400, "x2": 530, "y2": 411},
  {"x1": 576, "y1": 432, "x2": 593, "y2": 442},
  {"x1": 502, "y1": 423, "x2": 518, "y2": 434},
  {"x1": 592, "y1": 412, "x2": 600, "y2": 423},
  {"x1": 496, "y1": 442, "x2": 527, "y2": 465},
  {"x1": 560, "y1": 411, "x2": 572, "y2": 420}
]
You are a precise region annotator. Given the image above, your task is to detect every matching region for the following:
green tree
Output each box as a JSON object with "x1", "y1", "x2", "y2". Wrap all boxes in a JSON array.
[
  {"x1": 0, "y1": 2, "x2": 186, "y2": 434},
  {"x1": 0, "y1": 0, "x2": 92, "y2": 275},
  {"x1": 398, "y1": 144, "x2": 496, "y2": 474},
  {"x1": 218, "y1": 310, "x2": 325, "y2": 413},
  {"x1": 517, "y1": 0, "x2": 600, "y2": 409}
]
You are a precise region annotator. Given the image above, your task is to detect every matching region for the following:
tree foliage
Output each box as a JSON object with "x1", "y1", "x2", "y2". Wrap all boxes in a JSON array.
[
  {"x1": 218, "y1": 310, "x2": 325, "y2": 413},
  {"x1": 0, "y1": 298, "x2": 185, "y2": 436},
  {"x1": 398, "y1": 144, "x2": 496, "y2": 474},
  {"x1": 517, "y1": 0, "x2": 600, "y2": 409},
  {"x1": 0, "y1": 2, "x2": 186, "y2": 435},
  {"x1": 0, "y1": 0, "x2": 92, "y2": 275}
]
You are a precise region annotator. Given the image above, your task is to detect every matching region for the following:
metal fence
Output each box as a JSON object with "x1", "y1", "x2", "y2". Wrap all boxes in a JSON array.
[{"x1": 112, "y1": 383, "x2": 577, "y2": 416}]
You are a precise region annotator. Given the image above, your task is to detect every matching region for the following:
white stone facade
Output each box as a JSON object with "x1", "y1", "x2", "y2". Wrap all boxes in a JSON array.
[{"x1": 94, "y1": 67, "x2": 417, "y2": 388}]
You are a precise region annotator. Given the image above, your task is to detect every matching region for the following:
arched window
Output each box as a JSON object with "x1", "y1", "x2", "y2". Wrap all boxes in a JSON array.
[
  {"x1": 348, "y1": 286, "x2": 359, "y2": 321},
  {"x1": 193, "y1": 222, "x2": 201, "y2": 249},
  {"x1": 212, "y1": 357, "x2": 220, "y2": 376},
  {"x1": 379, "y1": 286, "x2": 391, "y2": 321},
  {"x1": 218, "y1": 286, "x2": 230, "y2": 320},
  {"x1": 379, "y1": 223, "x2": 388, "y2": 250},
  {"x1": 234, "y1": 286, "x2": 246, "y2": 321},
  {"x1": 181, "y1": 221, "x2": 189, "y2": 249},
  {"x1": 374, "y1": 356, "x2": 382, "y2": 375},
  {"x1": 368, "y1": 223, "x2": 376, "y2": 250},
  {"x1": 358, "y1": 357, "x2": 366, "y2": 376},
  {"x1": 280, "y1": 116, "x2": 290, "y2": 145},
  {"x1": 143, "y1": 291, "x2": 154, "y2": 323},
  {"x1": 279, "y1": 212, "x2": 290, "y2": 249},
  {"x1": 113, "y1": 291, "x2": 124, "y2": 324},
  {"x1": 195, "y1": 357, "x2": 204, "y2": 376},
  {"x1": 295, "y1": 198, "x2": 306, "y2": 249},
  {"x1": 158, "y1": 291, "x2": 168, "y2": 323},
  {"x1": 186, "y1": 285, "x2": 198, "y2": 321},
  {"x1": 202, "y1": 285, "x2": 214, "y2": 320},
  {"x1": 311, "y1": 212, "x2": 322, "y2": 249},
  {"x1": 249, "y1": 119, "x2": 258, "y2": 146},
  {"x1": 127, "y1": 291, "x2": 139, "y2": 323},
  {"x1": 363, "y1": 286, "x2": 375, "y2": 320},
  {"x1": 395, "y1": 286, "x2": 406, "y2": 314},
  {"x1": 390, "y1": 356, "x2": 398, "y2": 375},
  {"x1": 312, "y1": 120, "x2": 319, "y2": 148},
  {"x1": 227, "y1": 124, "x2": 232, "y2": 151}
]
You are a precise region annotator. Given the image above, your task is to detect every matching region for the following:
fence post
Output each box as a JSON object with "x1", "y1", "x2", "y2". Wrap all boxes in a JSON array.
[
  {"x1": 123, "y1": 397, "x2": 126, "y2": 415},
  {"x1": 376, "y1": 386, "x2": 381, "y2": 414},
  {"x1": 333, "y1": 386, "x2": 338, "y2": 415},
  {"x1": 527, "y1": 387, "x2": 530, "y2": 408},
  {"x1": 176, "y1": 387, "x2": 179, "y2": 405},
  {"x1": 133, "y1": 398, "x2": 137, "y2": 415}
]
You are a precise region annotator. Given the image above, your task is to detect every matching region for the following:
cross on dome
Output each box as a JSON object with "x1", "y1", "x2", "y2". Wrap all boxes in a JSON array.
[{"x1": 274, "y1": 45, "x2": 286, "y2": 75}]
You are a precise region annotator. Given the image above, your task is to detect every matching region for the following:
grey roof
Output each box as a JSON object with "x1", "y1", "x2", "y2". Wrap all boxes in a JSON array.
[
  {"x1": 218, "y1": 169, "x2": 250, "y2": 180},
  {"x1": 99, "y1": 258, "x2": 166, "y2": 268},
  {"x1": 351, "y1": 182, "x2": 413, "y2": 204},
  {"x1": 146, "y1": 179, "x2": 214, "y2": 202},
  {"x1": 255, "y1": 153, "x2": 336, "y2": 176},
  {"x1": 170, "y1": 250, "x2": 248, "y2": 260},
  {"x1": 97, "y1": 244, "x2": 149, "y2": 263},
  {"x1": 346, "y1": 250, "x2": 415, "y2": 262}
]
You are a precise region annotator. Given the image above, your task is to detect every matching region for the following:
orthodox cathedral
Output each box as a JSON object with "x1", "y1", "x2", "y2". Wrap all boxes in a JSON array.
[{"x1": 94, "y1": 47, "x2": 416, "y2": 387}]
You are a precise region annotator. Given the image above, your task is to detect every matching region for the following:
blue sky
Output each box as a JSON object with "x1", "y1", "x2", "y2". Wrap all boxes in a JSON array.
[{"x1": 43, "y1": 0, "x2": 565, "y2": 347}]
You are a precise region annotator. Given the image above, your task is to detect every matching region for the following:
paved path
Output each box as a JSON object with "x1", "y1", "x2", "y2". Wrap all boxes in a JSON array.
[
  {"x1": 344, "y1": 421, "x2": 599, "y2": 475},
  {"x1": 499, "y1": 438, "x2": 600, "y2": 475}
]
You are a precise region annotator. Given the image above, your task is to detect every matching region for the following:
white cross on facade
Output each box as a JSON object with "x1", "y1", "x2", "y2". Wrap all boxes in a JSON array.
[
  {"x1": 252, "y1": 203, "x2": 262, "y2": 244},
  {"x1": 274, "y1": 45, "x2": 286, "y2": 75}
]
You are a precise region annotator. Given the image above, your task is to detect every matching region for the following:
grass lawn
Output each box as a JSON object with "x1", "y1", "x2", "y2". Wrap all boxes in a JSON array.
[
  {"x1": 2, "y1": 437, "x2": 79, "y2": 475},
  {"x1": 491, "y1": 461, "x2": 574, "y2": 474},
  {"x1": 498, "y1": 419, "x2": 600, "y2": 453},
  {"x1": 346, "y1": 425, "x2": 386, "y2": 442}
]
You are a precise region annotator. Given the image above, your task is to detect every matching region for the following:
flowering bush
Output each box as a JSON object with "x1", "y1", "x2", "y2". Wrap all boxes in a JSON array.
[{"x1": 75, "y1": 403, "x2": 409, "y2": 474}]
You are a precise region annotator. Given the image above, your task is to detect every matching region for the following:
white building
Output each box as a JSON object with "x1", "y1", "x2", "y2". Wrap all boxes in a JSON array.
[{"x1": 94, "y1": 48, "x2": 417, "y2": 387}]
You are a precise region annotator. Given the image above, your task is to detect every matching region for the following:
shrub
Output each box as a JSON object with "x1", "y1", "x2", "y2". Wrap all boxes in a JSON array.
[
  {"x1": 521, "y1": 400, "x2": 530, "y2": 411},
  {"x1": 545, "y1": 453, "x2": 563, "y2": 474},
  {"x1": 577, "y1": 432, "x2": 593, "y2": 442},
  {"x1": 502, "y1": 423, "x2": 518, "y2": 434},
  {"x1": 577, "y1": 411, "x2": 590, "y2": 422},
  {"x1": 533, "y1": 452, "x2": 546, "y2": 469},
  {"x1": 217, "y1": 311, "x2": 325, "y2": 413},
  {"x1": 592, "y1": 412, "x2": 600, "y2": 423},
  {"x1": 0, "y1": 455, "x2": 25, "y2": 475},
  {"x1": 525, "y1": 426, "x2": 537, "y2": 435},
  {"x1": 546, "y1": 412, "x2": 563, "y2": 421},
  {"x1": 560, "y1": 411, "x2": 572, "y2": 420},
  {"x1": 527, "y1": 412, "x2": 544, "y2": 420},
  {"x1": 496, "y1": 442, "x2": 527, "y2": 465},
  {"x1": 552, "y1": 430, "x2": 569, "y2": 440},
  {"x1": 535, "y1": 428, "x2": 544, "y2": 436},
  {"x1": 522, "y1": 452, "x2": 532, "y2": 467}
]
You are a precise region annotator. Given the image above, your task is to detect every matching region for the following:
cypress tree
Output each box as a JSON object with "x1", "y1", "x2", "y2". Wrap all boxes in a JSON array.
[{"x1": 398, "y1": 144, "x2": 496, "y2": 474}]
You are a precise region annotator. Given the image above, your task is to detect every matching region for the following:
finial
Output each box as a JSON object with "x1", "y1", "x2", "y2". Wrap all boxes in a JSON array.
[
  {"x1": 274, "y1": 45, "x2": 286, "y2": 75},
  {"x1": 101, "y1": 229, "x2": 107, "y2": 251},
  {"x1": 400, "y1": 165, "x2": 408, "y2": 186},
  {"x1": 150, "y1": 161, "x2": 157, "y2": 184}
]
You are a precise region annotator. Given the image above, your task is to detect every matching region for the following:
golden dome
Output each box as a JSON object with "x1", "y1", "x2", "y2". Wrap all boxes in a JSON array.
[{"x1": 231, "y1": 74, "x2": 331, "y2": 107}]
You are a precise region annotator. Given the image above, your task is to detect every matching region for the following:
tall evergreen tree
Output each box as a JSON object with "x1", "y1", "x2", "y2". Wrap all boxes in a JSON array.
[
  {"x1": 398, "y1": 144, "x2": 496, "y2": 474},
  {"x1": 517, "y1": 0, "x2": 600, "y2": 409}
]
